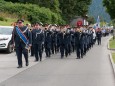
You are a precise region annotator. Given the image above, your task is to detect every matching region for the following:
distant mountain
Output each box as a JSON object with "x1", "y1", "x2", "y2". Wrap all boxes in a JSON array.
[{"x1": 88, "y1": 0, "x2": 111, "y2": 22}]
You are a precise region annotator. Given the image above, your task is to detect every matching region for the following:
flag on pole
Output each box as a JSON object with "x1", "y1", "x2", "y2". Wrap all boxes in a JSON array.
[{"x1": 96, "y1": 16, "x2": 100, "y2": 29}]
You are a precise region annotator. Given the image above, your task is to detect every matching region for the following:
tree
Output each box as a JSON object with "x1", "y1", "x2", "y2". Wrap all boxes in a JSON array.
[
  {"x1": 4, "y1": 0, "x2": 92, "y2": 23},
  {"x1": 59, "y1": 0, "x2": 92, "y2": 23},
  {"x1": 87, "y1": 16, "x2": 95, "y2": 24},
  {"x1": 5, "y1": 0, "x2": 60, "y2": 13},
  {"x1": 103, "y1": 0, "x2": 115, "y2": 19}
]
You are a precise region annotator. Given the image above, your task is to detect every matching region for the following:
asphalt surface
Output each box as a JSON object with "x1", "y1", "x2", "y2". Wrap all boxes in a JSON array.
[{"x1": 0, "y1": 36, "x2": 115, "y2": 86}]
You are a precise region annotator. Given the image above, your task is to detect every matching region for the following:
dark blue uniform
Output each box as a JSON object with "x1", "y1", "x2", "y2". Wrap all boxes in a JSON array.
[
  {"x1": 11, "y1": 26, "x2": 32, "y2": 67},
  {"x1": 32, "y1": 29, "x2": 44, "y2": 61},
  {"x1": 96, "y1": 31, "x2": 102, "y2": 45},
  {"x1": 74, "y1": 31, "x2": 81, "y2": 59},
  {"x1": 83, "y1": 32, "x2": 87, "y2": 55},
  {"x1": 31, "y1": 29, "x2": 36, "y2": 56},
  {"x1": 51, "y1": 30, "x2": 58, "y2": 54},
  {"x1": 80, "y1": 32, "x2": 85, "y2": 58},
  {"x1": 59, "y1": 32, "x2": 69, "y2": 58},
  {"x1": 67, "y1": 29, "x2": 72, "y2": 55},
  {"x1": 70, "y1": 31, "x2": 75, "y2": 52},
  {"x1": 44, "y1": 29, "x2": 52, "y2": 57}
]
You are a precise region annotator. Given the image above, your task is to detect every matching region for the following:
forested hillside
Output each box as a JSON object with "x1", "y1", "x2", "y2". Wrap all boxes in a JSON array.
[{"x1": 88, "y1": 0, "x2": 111, "y2": 22}]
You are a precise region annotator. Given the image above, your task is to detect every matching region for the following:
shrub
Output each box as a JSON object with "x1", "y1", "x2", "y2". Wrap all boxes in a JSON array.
[
  {"x1": 0, "y1": 0, "x2": 66, "y2": 24},
  {"x1": 0, "y1": 16, "x2": 7, "y2": 21}
]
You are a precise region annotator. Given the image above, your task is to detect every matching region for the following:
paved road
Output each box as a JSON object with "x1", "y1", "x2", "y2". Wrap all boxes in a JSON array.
[{"x1": 0, "y1": 36, "x2": 115, "y2": 86}]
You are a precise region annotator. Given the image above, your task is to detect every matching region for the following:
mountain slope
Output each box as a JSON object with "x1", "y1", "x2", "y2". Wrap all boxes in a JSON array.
[{"x1": 88, "y1": 0, "x2": 111, "y2": 22}]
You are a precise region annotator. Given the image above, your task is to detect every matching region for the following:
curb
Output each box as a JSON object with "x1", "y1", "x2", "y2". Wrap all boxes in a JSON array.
[
  {"x1": 109, "y1": 53, "x2": 115, "y2": 77},
  {"x1": 107, "y1": 37, "x2": 112, "y2": 50},
  {"x1": 107, "y1": 42, "x2": 110, "y2": 50}
]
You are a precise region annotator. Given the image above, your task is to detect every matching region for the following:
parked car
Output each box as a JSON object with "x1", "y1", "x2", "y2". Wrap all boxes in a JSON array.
[{"x1": 0, "y1": 26, "x2": 14, "y2": 53}]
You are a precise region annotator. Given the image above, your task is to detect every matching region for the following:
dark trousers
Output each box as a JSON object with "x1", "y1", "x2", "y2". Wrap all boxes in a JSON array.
[
  {"x1": 34, "y1": 44, "x2": 42, "y2": 61},
  {"x1": 84, "y1": 44, "x2": 87, "y2": 55},
  {"x1": 52, "y1": 44, "x2": 57, "y2": 54},
  {"x1": 45, "y1": 43, "x2": 51, "y2": 57},
  {"x1": 80, "y1": 44, "x2": 84, "y2": 58},
  {"x1": 60, "y1": 44, "x2": 68, "y2": 58},
  {"x1": 93, "y1": 38, "x2": 96, "y2": 44},
  {"x1": 51, "y1": 42, "x2": 55, "y2": 54},
  {"x1": 31, "y1": 45, "x2": 34, "y2": 56},
  {"x1": 68, "y1": 43, "x2": 71, "y2": 55},
  {"x1": 42, "y1": 44, "x2": 44, "y2": 53},
  {"x1": 16, "y1": 44, "x2": 28, "y2": 66},
  {"x1": 76, "y1": 45, "x2": 80, "y2": 58},
  {"x1": 97, "y1": 38, "x2": 101, "y2": 45},
  {"x1": 71, "y1": 42, "x2": 75, "y2": 52}
]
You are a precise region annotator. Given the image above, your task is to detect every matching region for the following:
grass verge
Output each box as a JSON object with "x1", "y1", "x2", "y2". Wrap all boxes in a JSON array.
[
  {"x1": 109, "y1": 38, "x2": 115, "y2": 49},
  {"x1": 112, "y1": 53, "x2": 115, "y2": 64},
  {"x1": 0, "y1": 18, "x2": 29, "y2": 26}
]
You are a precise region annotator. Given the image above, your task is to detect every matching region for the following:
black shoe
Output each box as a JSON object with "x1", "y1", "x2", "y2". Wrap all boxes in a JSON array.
[
  {"x1": 76, "y1": 57, "x2": 80, "y2": 59},
  {"x1": 30, "y1": 54, "x2": 34, "y2": 56},
  {"x1": 17, "y1": 65, "x2": 22, "y2": 68},
  {"x1": 34, "y1": 60, "x2": 38, "y2": 62},
  {"x1": 61, "y1": 56, "x2": 64, "y2": 59},
  {"x1": 81, "y1": 56, "x2": 83, "y2": 58},
  {"x1": 40, "y1": 59, "x2": 42, "y2": 61},
  {"x1": 26, "y1": 63, "x2": 29, "y2": 66},
  {"x1": 48, "y1": 55, "x2": 51, "y2": 58},
  {"x1": 65, "y1": 55, "x2": 68, "y2": 57}
]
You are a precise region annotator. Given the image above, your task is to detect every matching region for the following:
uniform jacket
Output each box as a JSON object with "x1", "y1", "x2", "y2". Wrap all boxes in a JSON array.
[
  {"x1": 11, "y1": 26, "x2": 32, "y2": 48},
  {"x1": 32, "y1": 29, "x2": 44, "y2": 45}
]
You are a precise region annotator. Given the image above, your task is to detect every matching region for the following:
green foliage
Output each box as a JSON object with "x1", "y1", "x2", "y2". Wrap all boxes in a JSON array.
[
  {"x1": 0, "y1": 0, "x2": 65, "y2": 24},
  {"x1": 59, "y1": 0, "x2": 92, "y2": 23},
  {"x1": 0, "y1": 16, "x2": 7, "y2": 21},
  {"x1": 5, "y1": 0, "x2": 61, "y2": 13},
  {"x1": 87, "y1": 16, "x2": 95, "y2": 24},
  {"x1": 103, "y1": 0, "x2": 115, "y2": 19},
  {"x1": 112, "y1": 53, "x2": 115, "y2": 64},
  {"x1": 4, "y1": 0, "x2": 92, "y2": 24},
  {"x1": 109, "y1": 38, "x2": 115, "y2": 49},
  {"x1": 0, "y1": 17, "x2": 29, "y2": 26}
]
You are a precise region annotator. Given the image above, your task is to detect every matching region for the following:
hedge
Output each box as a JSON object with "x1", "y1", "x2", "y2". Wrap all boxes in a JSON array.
[{"x1": 0, "y1": 0, "x2": 66, "y2": 24}]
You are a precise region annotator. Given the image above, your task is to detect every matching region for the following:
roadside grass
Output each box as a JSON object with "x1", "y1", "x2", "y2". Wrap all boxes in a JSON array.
[
  {"x1": 109, "y1": 38, "x2": 115, "y2": 49},
  {"x1": 0, "y1": 18, "x2": 17, "y2": 26},
  {"x1": 0, "y1": 18, "x2": 30, "y2": 26},
  {"x1": 0, "y1": 12, "x2": 30, "y2": 26},
  {"x1": 112, "y1": 53, "x2": 115, "y2": 64}
]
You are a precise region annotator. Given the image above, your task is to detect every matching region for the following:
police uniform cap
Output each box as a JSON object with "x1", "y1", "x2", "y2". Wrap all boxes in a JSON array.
[
  {"x1": 17, "y1": 19, "x2": 24, "y2": 23},
  {"x1": 35, "y1": 22, "x2": 43, "y2": 26}
]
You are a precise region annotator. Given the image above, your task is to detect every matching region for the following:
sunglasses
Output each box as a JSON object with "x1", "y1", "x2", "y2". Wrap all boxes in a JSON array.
[{"x1": 18, "y1": 22, "x2": 23, "y2": 24}]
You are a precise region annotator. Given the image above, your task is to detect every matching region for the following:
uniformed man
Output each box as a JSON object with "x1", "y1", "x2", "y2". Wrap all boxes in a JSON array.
[
  {"x1": 67, "y1": 28, "x2": 72, "y2": 55},
  {"x1": 30, "y1": 24, "x2": 35, "y2": 56},
  {"x1": 11, "y1": 19, "x2": 32, "y2": 68},
  {"x1": 32, "y1": 22, "x2": 44, "y2": 61},
  {"x1": 70, "y1": 28, "x2": 75, "y2": 52},
  {"x1": 58, "y1": 27, "x2": 69, "y2": 58},
  {"x1": 44, "y1": 24, "x2": 52, "y2": 57},
  {"x1": 50, "y1": 25, "x2": 57, "y2": 54},
  {"x1": 96, "y1": 28, "x2": 102, "y2": 45},
  {"x1": 74, "y1": 27, "x2": 81, "y2": 59}
]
